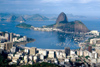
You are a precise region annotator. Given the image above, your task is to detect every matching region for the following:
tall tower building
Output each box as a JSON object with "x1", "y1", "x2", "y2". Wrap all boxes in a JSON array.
[
  {"x1": 5, "y1": 33, "x2": 9, "y2": 40},
  {"x1": 65, "y1": 47, "x2": 70, "y2": 56},
  {"x1": 10, "y1": 33, "x2": 13, "y2": 42},
  {"x1": 29, "y1": 47, "x2": 37, "y2": 55},
  {"x1": 4, "y1": 42, "x2": 13, "y2": 51},
  {"x1": 88, "y1": 46, "x2": 92, "y2": 53}
]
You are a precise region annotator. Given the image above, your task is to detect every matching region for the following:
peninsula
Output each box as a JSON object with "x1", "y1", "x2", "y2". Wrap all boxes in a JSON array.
[
  {"x1": 44, "y1": 12, "x2": 89, "y2": 33},
  {"x1": 0, "y1": 31, "x2": 35, "y2": 46}
]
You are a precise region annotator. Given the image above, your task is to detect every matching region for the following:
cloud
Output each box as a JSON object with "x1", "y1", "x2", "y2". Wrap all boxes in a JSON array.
[
  {"x1": 0, "y1": 0, "x2": 100, "y2": 5},
  {"x1": 41, "y1": 0, "x2": 73, "y2": 3},
  {"x1": 0, "y1": 0, "x2": 100, "y2": 16},
  {"x1": 0, "y1": 0, "x2": 37, "y2": 4},
  {"x1": 41, "y1": 0, "x2": 62, "y2": 3},
  {"x1": 15, "y1": 8, "x2": 40, "y2": 12},
  {"x1": 40, "y1": 0, "x2": 100, "y2": 4},
  {"x1": 77, "y1": 0, "x2": 92, "y2": 3}
]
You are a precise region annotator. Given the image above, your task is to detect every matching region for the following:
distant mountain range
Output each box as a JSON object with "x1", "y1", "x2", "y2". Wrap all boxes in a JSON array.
[
  {"x1": 43, "y1": 14, "x2": 87, "y2": 21},
  {"x1": 0, "y1": 13, "x2": 49, "y2": 22},
  {"x1": 7, "y1": 15, "x2": 26, "y2": 22},
  {"x1": 0, "y1": 13, "x2": 87, "y2": 22},
  {"x1": 23, "y1": 14, "x2": 49, "y2": 21}
]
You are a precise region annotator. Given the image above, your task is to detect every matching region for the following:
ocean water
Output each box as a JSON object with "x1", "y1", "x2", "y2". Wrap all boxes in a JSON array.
[{"x1": 0, "y1": 19, "x2": 100, "y2": 49}]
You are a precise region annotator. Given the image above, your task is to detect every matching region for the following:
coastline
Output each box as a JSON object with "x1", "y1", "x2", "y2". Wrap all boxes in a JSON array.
[
  {"x1": 21, "y1": 46, "x2": 65, "y2": 52},
  {"x1": 20, "y1": 44, "x2": 79, "y2": 52},
  {"x1": 16, "y1": 25, "x2": 87, "y2": 35},
  {"x1": 16, "y1": 23, "x2": 99, "y2": 51},
  {"x1": 16, "y1": 26, "x2": 88, "y2": 50},
  {"x1": 78, "y1": 34, "x2": 99, "y2": 50}
]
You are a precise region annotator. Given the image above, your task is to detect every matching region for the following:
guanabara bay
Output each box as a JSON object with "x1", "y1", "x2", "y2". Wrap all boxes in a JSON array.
[{"x1": 0, "y1": 0, "x2": 100, "y2": 67}]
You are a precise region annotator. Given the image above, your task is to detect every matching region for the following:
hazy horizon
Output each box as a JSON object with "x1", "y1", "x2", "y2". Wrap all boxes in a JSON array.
[{"x1": 0, "y1": 0, "x2": 100, "y2": 17}]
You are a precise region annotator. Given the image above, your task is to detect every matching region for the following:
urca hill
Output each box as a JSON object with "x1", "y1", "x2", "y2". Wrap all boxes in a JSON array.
[{"x1": 45, "y1": 12, "x2": 89, "y2": 33}]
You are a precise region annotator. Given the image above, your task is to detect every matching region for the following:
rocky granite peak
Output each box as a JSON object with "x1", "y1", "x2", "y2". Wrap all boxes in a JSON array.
[{"x1": 56, "y1": 12, "x2": 68, "y2": 24}]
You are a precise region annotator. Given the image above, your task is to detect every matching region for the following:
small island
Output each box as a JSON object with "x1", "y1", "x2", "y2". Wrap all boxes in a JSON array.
[{"x1": 16, "y1": 23, "x2": 32, "y2": 29}]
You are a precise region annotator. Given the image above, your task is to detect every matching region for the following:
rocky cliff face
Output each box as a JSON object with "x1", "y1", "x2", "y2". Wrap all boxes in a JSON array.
[
  {"x1": 74, "y1": 21, "x2": 89, "y2": 32},
  {"x1": 62, "y1": 21, "x2": 89, "y2": 33},
  {"x1": 56, "y1": 12, "x2": 68, "y2": 24}
]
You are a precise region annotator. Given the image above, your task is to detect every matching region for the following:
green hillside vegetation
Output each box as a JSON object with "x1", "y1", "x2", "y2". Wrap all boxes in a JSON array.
[
  {"x1": 0, "y1": 54, "x2": 60, "y2": 67},
  {"x1": 0, "y1": 54, "x2": 10, "y2": 67},
  {"x1": 21, "y1": 62, "x2": 60, "y2": 67}
]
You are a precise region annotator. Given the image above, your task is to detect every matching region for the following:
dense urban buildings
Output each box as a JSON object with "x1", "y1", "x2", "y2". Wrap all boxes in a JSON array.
[{"x1": 0, "y1": 31, "x2": 100, "y2": 67}]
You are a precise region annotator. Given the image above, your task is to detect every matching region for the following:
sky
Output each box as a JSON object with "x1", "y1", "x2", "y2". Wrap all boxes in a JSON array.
[{"x1": 0, "y1": 0, "x2": 100, "y2": 16}]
